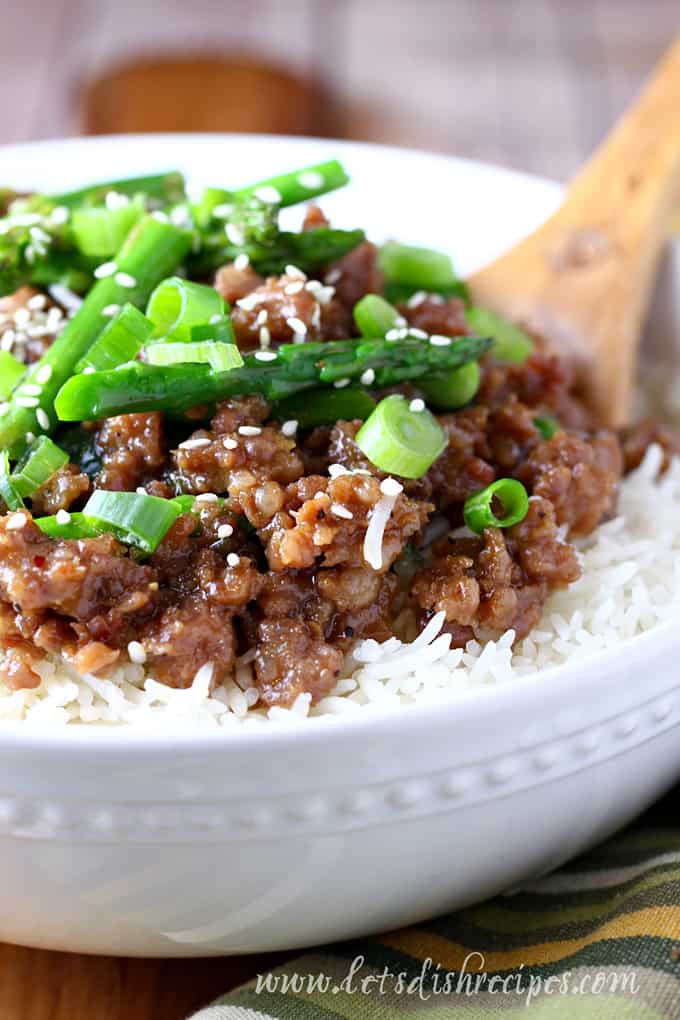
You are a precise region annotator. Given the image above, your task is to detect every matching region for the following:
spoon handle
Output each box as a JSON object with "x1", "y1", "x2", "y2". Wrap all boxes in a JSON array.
[{"x1": 469, "y1": 36, "x2": 680, "y2": 427}]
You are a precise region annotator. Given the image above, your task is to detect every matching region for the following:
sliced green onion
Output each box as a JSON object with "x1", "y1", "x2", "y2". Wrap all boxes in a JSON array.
[
  {"x1": 355, "y1": 394, "x2": 446, "y2": 479},
  {"x1": 34, "y1": 512, "x2": 103, "y2": 540},
  {"x1": 82, "y1": 490, "x2": 181, "y2": 554},
  {"x1": 0, "y1": 350, "x2": 25, "y2": 399},
  {"x1": 465, "y1": 307, "x2": 533, "y2": 363},
  {"x1": 193, "y1": 187, "x2": 232, "y2": 228},
  {"x1": 353, "y1": 294, "x2": 401, "y2": 338},
  {"x1": 384, "y1": 281, "x2": 470, "y2": 304},
  {"x1": 273, "y1": 386, "x2": 376, "y2": 429},
  {"x1": 146, "y1": 277, "x2": 224, "y2": 342},
  {"x1": 11, "y1": 436, "x2": 68, "y2": 497},
  {"x1": 75, "y1": 303, "x2": 153, "y2": 372},
  {"x1": 171, "y1": 494, "x2": 226, "y2": 513},
  {"x1": 419, "y1": 361, "x2": 480, "y2": 410},
  {"x1": 234, "y1": 160, "x2": 349, "y2": 208},
  {"x1": 191, "y1": 317, "x2": 236, "y2": 345},
  {"x1": 0, "y1": 450, "x2": 24, "y2": 510},
  {"x1": 72, "y1": 195, "x2": 145, "y2": 257},
  {"x1": 145, "y1": 341, "x2": 243, "y2": 372},
  {"x1": 171, "y1": 494, "x2": 200, "y2": 513},
  {"x1": 0, "y1": 216, "x2": 193, "y2": 460},
  {"x1": 47, "y1": 172, "x2": 186, "y2": 210},
  {"x1": 534, "y1": 414, "x2": 561, "y2": 440},
  {"x1": 464, "y1": 478, "x2": 530, "y2": 534},
  {"x1": 379, "y1": 242, "x2": 461, "y2": 293}
]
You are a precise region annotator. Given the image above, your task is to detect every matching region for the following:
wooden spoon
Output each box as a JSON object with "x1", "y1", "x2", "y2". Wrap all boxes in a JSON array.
[{"x1": 467, "y1": 36, "x2": 680, "y2": 427}]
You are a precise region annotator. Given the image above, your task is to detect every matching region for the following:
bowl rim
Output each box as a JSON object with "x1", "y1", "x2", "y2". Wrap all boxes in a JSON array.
[{"x1": 0, "y1": 133, "x2": 673, "y2": 751}]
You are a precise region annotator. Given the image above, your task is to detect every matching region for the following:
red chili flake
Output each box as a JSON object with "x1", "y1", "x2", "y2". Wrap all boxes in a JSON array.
[{"x1": 33, "y1": 556, "x2": 46, "y2": 568}]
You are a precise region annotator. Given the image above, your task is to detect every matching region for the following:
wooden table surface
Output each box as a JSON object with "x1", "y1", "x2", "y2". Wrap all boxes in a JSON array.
[
  {"x1": 0, "y1": 944, "x2": 292, "y2": 1019},
  {"x1": 1, "y1": 2, "x2": 679, "y2": 1016}
]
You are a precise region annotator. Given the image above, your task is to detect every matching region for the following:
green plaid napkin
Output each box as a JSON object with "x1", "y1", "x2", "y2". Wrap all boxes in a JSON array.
[{"x1": 189, "y1": 796, "x2": 680, "y2": 1019}]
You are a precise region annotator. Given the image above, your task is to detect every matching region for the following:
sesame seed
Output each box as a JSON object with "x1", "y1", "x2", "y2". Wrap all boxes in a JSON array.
[
  {"x1": 56, "y1": 509, "x2": 71, "y2": 525},
  {"x1": 235, "y1": 293, "x2": 262, "y2": 312},
  {"x1": 255, "y1": 350, "x2": 277, "y2": 362},
  {"x1": 30, "y1": 227, "x2": 51, "y2": 245},
  {"x1": 105, "y1": 191, "x2": 129, "y2": 211},
  {"x1": 331, "y1": 503, "x2": 353, "y2": 520},
  {"x1": 256, "y1": 309, "x2": 268, "y2": 326},
  {"x1": 151, "y1": 210, "x2": 169, "y2": 223},
  {"x1": 360, "y1": 368, "x2": 375, "y2": 386},
  {"x1": 315, "y1": 285, "x2": 335, "y2": 305},
  {"x1": 9, "y1": 213, "x2": 41, "y2": 227},
  {"x1": 430, "y1": 335, "x2": 452, "y2": 346},
  {"x1": 21, "y1": 383, "x2": 42, "y2": 397},
  {"x1": 334, "y1": 378, "x2": 351, "y2": 389},
  {"x1": 234, "y1": 252, "x2": 250, "y2": 271},
  {"x1": 136, "y1": 486, "x2": 146, "y2": 494},
  {"x1": 226, "y1": 552, "x2": 240, "y2": 567},
  {"x1": 1, "y1": 331, "x2": 15, "y2": 351},
  {"x1": 217, "y1": 523, "x2": 234, "y2": 539},
  {"x1": 298, "y1": 170, "x2": 324, "y2": 190},
  {"x1": 82, "y1": 366, "x2": 96, "y2": 375},
  {"x1": 49, "y1": 206, "x2": 69, "y2": 225},
  {"x1": 325, "y1": 268, "x2": 341, "y2": 284},
  {"x1": 35, "y1": 364, "x2": 52, "y2": 384},
  {"x1": 48, "y1": 284, "x2": 82, "y2": 313},
  {"x1": 408, "y1": 328, "x2": 428, "y2": 339},
  {"x1": 304, "y1": 279, "x2": 323, "y2": 294},
  {"x1": 14, "y1": 309, "x2": 30, "y2": 326},
  {"x1": 313, "y1": 491, "x2": 326, "y2": 500},
  {"x1": 394, "y1": 315, "x2": 408, "y2": 328},
  {"x1": 253, "y1": 185, "x2": 282, "y2": 204},
  {"x1": 380, "y1": 477, "x2": 403, "y2": 496},
  {"x1": 170, "y1": 205, "x2": 191, "y2": 228},
  {"x1": 27, "y1": 294, "x2": 47, "y2": 311},
  {"x1": 36, "y1": 408, "x2": 50, "y2": 431},
  {"x1": 24, "y1": 431, "x2": 35, "y2": 444},
  {"x1": 409, "y1": 398, "x2": 426, "y2": 413},
  {"x1": 226, "y1": 223, "x2": 245, "y2": 246},
  {"x1": 6, "y1": 513, "x2": 27, "y2": 531},
  {"x1": 212, "y1": 203, "x2": 233, "y2": 219},
  {"x1": 94, "y1": 261, "x2": 117, "y2": 279},
  {"x1": 115, "y1": 272, "x2": 137, "y2": 289},
  {"x1": 259, "y1": 326, "x2": 271, "y2": 348},
  {"x1": 16, "y1": 396, "x2": 39, "y2": 408},
  {"x1": 127, "y1": 640, "x2": 146, "y2": 664},
  {"x1": 284, "y1": 280, "x2": 304, "y2": 295},
  {"x1": 281, "y1": 419, "x2": 298, "y2": 437},
  {"x1": 285, "y1": 264, "x2": 306, "y2": 280},
  {"x1": 223, "y1": 437, "x2": 238, "y2": 450},
  {"x1": 0, "y1": 403, "x2": 8, "y2": 417},
  {"x1": 385, "y1": 328, "x2": 400, "y2": 341},
  {"x1": 178, "y1": 437, "x2": 211, "y2": 450},
  {"x1": 102, "y1": 304, "x2": 121, "y2": 317},
  {"x1": 238, "y1": 425, "x2": 262, "y2": 436},
  {"x1": 310, "y1": 304, "x2": 321, "y2": 330},
  {"x1": 407, "y1": 290, "x2": 427, "y2": 308},
  {"x1": 195, "y1": 492, "x2": 219, "y2": 503},
  {"x1": 286, "y1": 316, "x2": 307, "y2": 336}
]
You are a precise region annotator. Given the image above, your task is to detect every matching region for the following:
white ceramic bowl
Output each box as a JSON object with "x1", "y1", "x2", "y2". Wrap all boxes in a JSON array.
[{"x1": 1, "y1": 135, "x2": 679, "y2": 957}]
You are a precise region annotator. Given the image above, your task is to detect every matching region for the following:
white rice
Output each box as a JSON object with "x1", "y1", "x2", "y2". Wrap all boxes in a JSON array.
[{"x1": 2, "y1": 445, "x2": 679, "y2": 730}]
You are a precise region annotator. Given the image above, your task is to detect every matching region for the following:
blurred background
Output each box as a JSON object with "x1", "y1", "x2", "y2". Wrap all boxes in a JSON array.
[{"x1": 1, "y1": 0, "x2": 678, "y2": 181}]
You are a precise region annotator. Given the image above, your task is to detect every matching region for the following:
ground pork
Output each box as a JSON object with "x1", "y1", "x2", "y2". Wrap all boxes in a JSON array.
[{"x1": 95, "y1": 413, "x2": 166, "y2": 492}]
